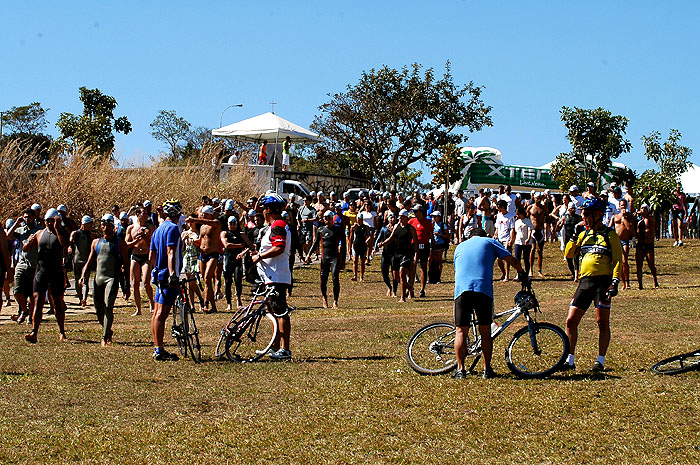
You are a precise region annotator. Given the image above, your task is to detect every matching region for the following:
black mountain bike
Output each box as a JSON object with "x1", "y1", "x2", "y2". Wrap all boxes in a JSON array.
[
  {"x1": 215, "y1": 284, "x2": 292, "y2": 363},
  {"x1": 170, "y1": 274, "x2": 202, "y2": 363},
  {"x1": 651, "y1": 349, "x2": 700, "y2": 375},
  {"x1": 406, "y1": 284, "x2": 569, "y2": 378}
]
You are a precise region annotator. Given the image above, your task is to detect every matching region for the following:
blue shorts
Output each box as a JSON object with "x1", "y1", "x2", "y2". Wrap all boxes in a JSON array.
[{"x1": 155, "y1": 284, "x2": 178, "y2": 306}]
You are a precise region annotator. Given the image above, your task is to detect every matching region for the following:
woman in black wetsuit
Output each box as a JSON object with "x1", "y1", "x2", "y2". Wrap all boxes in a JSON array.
[
  {"x1": 349, "y1": 214, "x2": 371, "y2": 282},
  {"x1": 305, "y1": 211, "x2": 345, "y2": 309},
  {"x1": 24, "y1": 208, "x2": 69, "y2": 343},
  {"x1": 221, "y1": 216, "x2": 253, "y2": 309}
]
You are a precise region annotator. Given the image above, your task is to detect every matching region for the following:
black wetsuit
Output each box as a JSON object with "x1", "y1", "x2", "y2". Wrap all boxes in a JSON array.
[
  {"x1": 375, "y1": 225, "x2": 397, "y2": 293},
  {"x1": 308, "y1": 225, "x2": 345, "y2": 301},
  {"x1": 223, "y1": 229, "x2": 245, "y2": 304},
  {"x1": 34, "y1": 228, "x2": 65, "y2": 298},
  {"x1": 392, "y1": 224, "x2": 415, "y2": 269},
  {"x1": 352, "y1": 223, "x2": 369, "y2": 257}
]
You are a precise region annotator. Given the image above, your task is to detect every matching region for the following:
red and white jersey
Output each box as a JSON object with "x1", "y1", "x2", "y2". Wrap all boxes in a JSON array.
[{"x1": 257, "y1": 219, "x2": 292, "y2": 284}]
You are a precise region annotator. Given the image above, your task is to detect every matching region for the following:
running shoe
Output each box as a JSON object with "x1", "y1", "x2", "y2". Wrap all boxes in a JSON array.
[
  {"x1": 560, "y1": 363, "x2": 576, "y2": 372},
  {"x1": 255, "y1": 348, "x2": 276, "y2": 356},
  {"x1": 451, "y1": 368, "x2": 467, "y2": 379},
  {"x1": 482, "y1": 368, "x2": 497, "y2": 379},
  {"x1": 153, "y1": 350, "x2": 179, "y2": 362},
  {"x1": 419, "y1": 290, "x2": 426, "y2": 298},
  {"x1": 591, "y1": 361, "x2": 604, "y2": 373},
  {"x1": 269, "y1": 348, "x2": 292, "y2": 360}
]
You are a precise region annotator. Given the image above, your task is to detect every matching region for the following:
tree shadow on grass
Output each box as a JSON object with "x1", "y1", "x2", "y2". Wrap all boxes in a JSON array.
[{"x1": 549, "y1": 371, "x2": 622, "y2": 381}]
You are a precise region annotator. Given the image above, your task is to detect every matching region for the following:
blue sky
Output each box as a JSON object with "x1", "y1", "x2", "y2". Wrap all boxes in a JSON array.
[{"x1": 2, "y1": 1, "x2": 698, "y2": 178}]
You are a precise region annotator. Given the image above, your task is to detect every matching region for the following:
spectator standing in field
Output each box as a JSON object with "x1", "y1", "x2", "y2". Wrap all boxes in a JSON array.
[
  {"x1": 80, "y1": 214, "x2": 130, "y2": 346},
  {"x1": 180, "y1": 222, "x2": 205, "y2": 310},
  {"x1": 563, "y1": 198, "x2": 622, "y2": 373},
  {"x1": 458, "y1": 202, "x2": 480, "y2": 243},
  {"x1": 513, "y1": 207, "x2": 534, "y2": 278},
  {"x1": 636, "y1": 204, "x2": 659, "y2": 289},
  {"x1": 430, "y1": 211, "x2": 449, "y2": 282},
  {"x1": 297, "y1": 195, "x2": 317, "y2": 260},
  {"x1": 452, "y1": 190, "x2": 465, "y2": 244},
  {"x1": 611, "y1": 198, "x2": 635, "y2": 290},
  {"x1": 358, "y1": 201, "x2": 377, "y2": 263},
  {"x1": 452, "y1": 228, "x2": 528, "y2": 379},
  {"x1": 671, "y1": 185, "x2": 688, "y2": 246},
  {"x1": 282, "y1": 136, "x2": 292, "y2": 171},
  {"x1": 24, "y1": 208, "x2": 70, "y2": 343},
  {"x1": 150, "y1": 200, "x2": 183, "y2": 362},
  {"x1": 569, "y1": 185, "x2": 585, "y2": 215},
  {"x1": 70, "y1": 215, "x2": 95, "y2": 307},
  {"x1": 494, "y1": 200, "x2": 515, "y2": 281}
]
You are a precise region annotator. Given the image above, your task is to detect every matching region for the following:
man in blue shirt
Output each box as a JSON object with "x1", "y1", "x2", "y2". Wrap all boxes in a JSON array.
[
  {"x1": 453, "y1": 228, "x2": 527, "y2": 379},
  {"x1": 149, "y1": 200, "x2": 183, "y2": 361}
]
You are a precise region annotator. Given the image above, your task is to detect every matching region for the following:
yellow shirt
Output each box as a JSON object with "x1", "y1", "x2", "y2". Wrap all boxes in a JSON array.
[
  {"x1": 565, "y1": 226, "x2": 622, "y2": 279},
  {"x1": 343, "y1": 211, "x2": 357, "y2": 227}
]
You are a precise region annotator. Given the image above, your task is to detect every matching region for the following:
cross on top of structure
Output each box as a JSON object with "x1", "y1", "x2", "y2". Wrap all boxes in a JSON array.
[{"x1": 269, "y1": 100, "x2": 277, "y2": 114}]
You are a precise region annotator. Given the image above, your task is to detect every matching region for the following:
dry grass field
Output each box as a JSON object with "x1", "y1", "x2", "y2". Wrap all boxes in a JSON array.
[{"x1": 0, "y1": 239, "x2": 698, "y2": 464}]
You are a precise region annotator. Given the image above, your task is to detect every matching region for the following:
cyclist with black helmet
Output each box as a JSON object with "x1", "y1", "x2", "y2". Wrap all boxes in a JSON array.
[
  {"x1": 562, "y1": 197, "x2": 622, "y2": 373},
  {"x1": 149, "y1": 200, "x2": 183, "y2": 361},
  {"x1": 250, "y1": 193, "x2": 293, "y2": 360}
]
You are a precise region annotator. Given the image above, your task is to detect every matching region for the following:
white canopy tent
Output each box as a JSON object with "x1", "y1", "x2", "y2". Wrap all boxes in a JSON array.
[
  {"x1": 211, "y1": 112, "x2": 321, "y2": 143},
  {"x1": 681, "y1": 163, "x2": 700, "y2": 195}
]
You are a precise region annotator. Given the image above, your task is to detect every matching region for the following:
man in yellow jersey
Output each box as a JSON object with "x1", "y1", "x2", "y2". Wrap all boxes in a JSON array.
[{"x1": 562, "y1": 197, "x2": 622, "y2": 373}]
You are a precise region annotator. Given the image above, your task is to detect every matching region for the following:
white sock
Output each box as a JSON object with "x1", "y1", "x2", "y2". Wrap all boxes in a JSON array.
[
  {"x1": 596, "y1": 355, "x2": 605, "y2": 365},
  {"x1": 567, "y1": 354, "x2": 575, "y2": 365}
]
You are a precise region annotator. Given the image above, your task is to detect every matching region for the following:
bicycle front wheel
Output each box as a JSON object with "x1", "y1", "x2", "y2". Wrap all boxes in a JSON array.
[
  {"x1": 406, "y1": 322, "x2": 458, "y2": 375},
  {"x1": 172, "y1": 298, "x2": 187, "y2": 357},
  {"x1": 225, "y1": 311, "x2": 278, "y2": 363},
  {"x1": 185, "y1": 304, "x2": 201, "y2": 363},
  {"x1": 506, "y1": 322, "x2": 569, "y2": 379},
  {"x1": 651, "y1": 350, "x2": 700, "y2": 375}
]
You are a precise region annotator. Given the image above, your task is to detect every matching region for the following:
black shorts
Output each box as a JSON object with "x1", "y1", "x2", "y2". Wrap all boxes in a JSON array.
[
  {"x1": 199, "y1": 251, "x2": 220, "y2": 263},
  {"x1": 533, "y1": 230, "x2": 545, "y2": 248},
  {"x1": 454, "y1": 291, "x2": 493, "y2": 326},
  {"x1": 416, "y1": 244, "x2": 430, "y2": 264},
  {"x1": 571, "y1": 275, "x2": 612, "y2": 311},
  {"x1": 131, "y1": 253, "x2": 149, "y2": 266},
  {"x1": 267, "y1": 283, "x2": 290, "y2": 316},
  {"x1": 392, "y1": 254, "x2": 413, "y2": 270},
  {"x1": 33, "y1": 266, "x2": 64, "y2": 298},
  {"x1": 636, "y1": 243, "x2": 654, "y2": 252},
  {"x1": 672, "y1": 210, "x2": 684, "y2": 221}
]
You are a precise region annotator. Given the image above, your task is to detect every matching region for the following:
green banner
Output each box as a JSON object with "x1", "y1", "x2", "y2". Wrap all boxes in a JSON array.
[{"x1": 463, "y1": 162, "x2": 559, "y2": 190}]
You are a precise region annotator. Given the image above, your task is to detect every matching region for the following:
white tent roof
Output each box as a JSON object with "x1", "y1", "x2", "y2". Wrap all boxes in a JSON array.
[
  {"x1": 681, "y1": 163, "x2": 700, "y2": 195},
  {"x1": 211, "y1": 112, "x2": 321, "y2": 143}
]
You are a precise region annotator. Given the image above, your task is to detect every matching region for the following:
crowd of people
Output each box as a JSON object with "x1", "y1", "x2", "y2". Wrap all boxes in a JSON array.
[{"x1": 0, "y1": 181, "x2": 692, "y2": 368}]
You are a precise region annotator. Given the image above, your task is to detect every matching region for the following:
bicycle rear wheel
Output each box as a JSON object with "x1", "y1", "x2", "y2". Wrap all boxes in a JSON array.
[
  {"x1": 505, "y1": 322, "x2": 569, "y2": 378},
  {"x1": 406, "y1": 322, "x2": 458, "y2": 375},
  {"x1": 179, "y1": 298, "x2": 189, "y2": 358},
  {"x1": 225, "y1": 310, "x2": 278, "y2": 363},
  {"x1": 185, "y1": 304, "x2": 201, "y2": 363},
  {"x1": 651, "y1": 350, "x2": 700, "y2": 375}
]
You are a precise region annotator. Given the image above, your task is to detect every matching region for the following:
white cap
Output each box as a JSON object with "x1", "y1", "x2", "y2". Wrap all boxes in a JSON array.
[
  {"x1": 317, "y1": 191, "x2": 325, "y2": 197},
  {"x1": 399, "y1": 209, "x2": 409, "y2": 217},
  {"x1": 640, "y1": 203, "x2": 649, "y2": 209},
  {"x1": 212, "y1": 198, "x2": 220, "y2": 204},
  {"x1": 57, "y1": 204, "x2": 67, "y2": 212},
  {"x1": 144, "y1": 200, "x2": 152, "y2": 207},
  {"x1": 101, "y1": 213, "x2": 115, "y2": 223},
  {"x1": 119, "y1": 212, "x2": 129, "y2": 220},
  {"x1": 544, "y1": 189, "x2": 551, "y2": 194},
  {"x1": 81, "y1": 215, "x2": 93, "y2": 224},
  {"x1": 586, "y1": 182, "x2": 595, "y2": 187},
  {"x1": 569, "y1": 185, "x2": 578, "y2": 192},
  {"x1": 6, "y1": 218, "x2": 15, "y2": 229},
  {"x1": 310, "y1": 191, "x2": 317, "y2": 197},
  {"x1": 44, "y1": 208, "x2": 59, "y2": 220},
  {"x1": 225, "y1": 200, "x2": 235, "y2": 210},
  {"x1": 227, "y1": 215, "x2": 238, "y2": 223},
  {"x1": 382, "y1": 192, "x2": 390, "y2": 199},
  {"x1": 430, "y1": 211, "x2": 441, "y2": 217},
  {"x1": 323, "y1": 210, "x2": 334, "y2": 218},
  {"x1": 289, "y1": 194, "x2": 296, "y2": 200},
  {"x1": 330, "y1": 191, "x2": 336, "y2": 196},
  {"x1": 202, "y1": 205, "x2": 215, "y2": 215},
  {"x1": 31, "y1": 203, "x2": 41, "y2": 211},
  {"x1": 281, "y1": 211, "x2": 289, "y2": 219}
]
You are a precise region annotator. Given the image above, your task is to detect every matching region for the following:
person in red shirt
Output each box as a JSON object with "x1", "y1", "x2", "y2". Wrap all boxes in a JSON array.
[
  {"x1": 408, "y1": 204, "x2": 434, "y2": 298},
  {"x1": 258, "y1": 141, "x2": 268, "y2": 165}
]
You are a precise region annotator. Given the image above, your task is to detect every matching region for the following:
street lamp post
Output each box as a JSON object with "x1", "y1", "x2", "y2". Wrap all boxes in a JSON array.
[{"x1": 219, "y1": 104, "x2": 243, "y2": 128}]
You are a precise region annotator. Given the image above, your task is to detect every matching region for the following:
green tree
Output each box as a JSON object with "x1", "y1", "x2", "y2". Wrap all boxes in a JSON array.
[
  {"x1": 430, "y1": 143, "x2": 466, "y2": 187},
  {"x1": 0, "y1": 102, "x2": 53, "y2": 168},
  {"x1": 558, "y1": 106, "x2": 631, "y2": 189},
  {"x1": 312, "y1": 62, "x2": 492, "y2": 190},
  {"x1": 55, "y1": 87, "x2": 132, "y2": 157},
  {"x1": 396, "y1": 168, "x2": 430, "y2": 194},
  {"x1": 1, "y1": 102, "x2": 49, "y2": 134},
  {"x1": 150, "y1": 110, "x2": 191, "y2": 158},
  {"x1": 549, "y1": 153, "x2": 585, "y2": 192},
  {"x1": 633, "y1": 129, "x2": 692, "y2": 212}
]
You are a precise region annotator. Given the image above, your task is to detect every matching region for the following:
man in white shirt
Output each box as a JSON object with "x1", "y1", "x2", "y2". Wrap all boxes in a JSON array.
[
  {"x1": 498, "y1": 184, "x2": 518, "y2": 219},
  {"x1": 569, "y1": 185, "x2": 585, "y2": 215}
]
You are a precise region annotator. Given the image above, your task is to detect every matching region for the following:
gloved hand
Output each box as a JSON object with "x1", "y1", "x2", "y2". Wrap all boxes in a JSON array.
[
  {"x1": 168, "y1": 273, "x2": 179, "y2": 288},
  {"x1": 607, "y1": 278, "x2": 620, "y2": 298}
]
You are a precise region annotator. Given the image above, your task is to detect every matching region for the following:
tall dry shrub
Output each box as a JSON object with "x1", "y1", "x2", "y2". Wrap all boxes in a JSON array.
[{"x1": 0, "y1": 144, "x2": 263, "y2": 223}]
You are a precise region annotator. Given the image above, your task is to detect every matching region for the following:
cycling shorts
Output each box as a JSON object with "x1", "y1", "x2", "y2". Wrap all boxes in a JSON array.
[
  {"x1": 155, "y1": 283, "x2": 178, "y2": 306},
  {"x1": 267, "y1": 283, "x2": 289, "y2": 316},
  {"x1": 416, "y1": 244, "x2": 430, "y2": 264},
  {"x1": 571, "y1": 275, "x2": 612, "y2": 310},
  {"x1": 454, "y1": 291, "x2": 493, "y2": 327}
]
